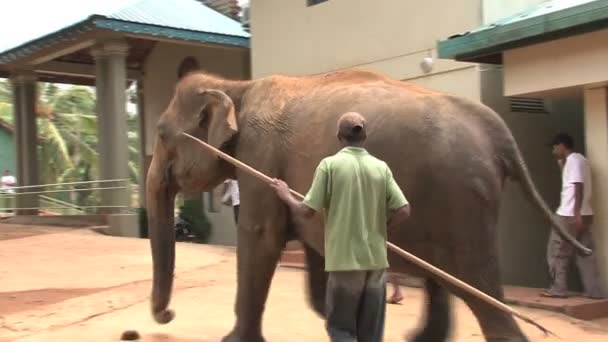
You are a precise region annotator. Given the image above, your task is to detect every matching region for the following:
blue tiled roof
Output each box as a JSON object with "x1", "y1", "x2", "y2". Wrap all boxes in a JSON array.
[
  {"x1": 107, "y1": 0, "x2": 248, "y2": 38},
  {"x1": 0, "y1": 0, "x2": 249, "y2": 64},
  {"x1": 437, "y1": 0, "x2": 608, "y2": 62},
  {"x1": 468, "y1": 0, "x2": 598, "y2": 34}
]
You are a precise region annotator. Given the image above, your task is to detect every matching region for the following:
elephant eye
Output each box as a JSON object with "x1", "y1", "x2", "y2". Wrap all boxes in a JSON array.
[
  {"x1": 157, "y1": 121, "x2": 169, "y2": 140},
  {"x1": 198, "y1": 106, "x2": 211, "y2": 128}
]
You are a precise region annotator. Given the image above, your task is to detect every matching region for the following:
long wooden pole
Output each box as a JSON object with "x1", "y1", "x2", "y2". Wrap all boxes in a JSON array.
[{"x1": 181, "y1": 132, "x2": 554, "y2": 336}]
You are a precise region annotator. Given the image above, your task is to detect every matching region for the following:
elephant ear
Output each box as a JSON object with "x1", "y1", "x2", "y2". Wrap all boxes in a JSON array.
[{"x1": 198, "y1": 89, "x2": 238, "y2": 149}]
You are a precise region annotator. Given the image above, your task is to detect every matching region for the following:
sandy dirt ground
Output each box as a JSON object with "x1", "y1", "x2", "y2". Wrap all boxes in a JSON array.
[{"x1": 1, "y1": 224, "x2": 607, "y2": 342}]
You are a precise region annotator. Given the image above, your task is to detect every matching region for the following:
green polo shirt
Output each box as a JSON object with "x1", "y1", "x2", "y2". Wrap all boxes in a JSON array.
[{"x1": 303, "y1": 147, "x2": 408, "y2": 272}]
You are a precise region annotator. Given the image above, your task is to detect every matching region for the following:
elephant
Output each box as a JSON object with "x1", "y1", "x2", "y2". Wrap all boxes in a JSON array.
[{"x1": 145, "y1": 69, "x2": 590, "y2": 342}]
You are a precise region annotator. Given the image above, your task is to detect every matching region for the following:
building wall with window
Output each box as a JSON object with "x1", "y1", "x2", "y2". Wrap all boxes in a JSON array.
[
  {"x1": 480, "y1": 66, "x2": 585, "y2": 286},
  {"x1": 250, "y1": 0, "x2": 585, "y2": 286},
  {"x1": 251, "y1": 0, "x2": 481, "y2": 99}
]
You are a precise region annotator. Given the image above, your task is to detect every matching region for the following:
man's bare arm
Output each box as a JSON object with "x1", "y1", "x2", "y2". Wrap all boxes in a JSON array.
[
  {"x1": 388, "y1": 205, "x2": 410, "y2": 230},
  {"x1": 281, "y1": 192, "x2": 317, "y2": 219},
  {"x1": 574, "y1": 182, "x2": 583, "y2": 217},
  {"x1": 573, "y1": 182, "x2": 586, "y2": 234},
  {"x1": 270, "y1": 179, "x2": 317, "y2": 220}
]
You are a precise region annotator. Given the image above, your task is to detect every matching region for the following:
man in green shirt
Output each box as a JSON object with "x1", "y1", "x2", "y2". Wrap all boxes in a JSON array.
[{"x1": 271, "y1": 112, "x2": 410, "y2": 342}]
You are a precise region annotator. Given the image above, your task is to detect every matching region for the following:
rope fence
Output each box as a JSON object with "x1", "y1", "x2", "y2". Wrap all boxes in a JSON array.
[{"x1": 0, "y1": 179, "x2": 136, "y2": 214}]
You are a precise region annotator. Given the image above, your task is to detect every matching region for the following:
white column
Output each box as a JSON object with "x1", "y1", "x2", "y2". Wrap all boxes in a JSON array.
[
  {"x1": 10, "y1": 71, "x2": 39, "y2": 215},
  {"x1": 92, "y1": 40, "x2": 130, "y2": 212},
  {"x1": 136, "y1": 79, "x2": 147, "y2": 208},
  {"x1": 584, "y1": 86, "x2": 608, "y2": 292}
]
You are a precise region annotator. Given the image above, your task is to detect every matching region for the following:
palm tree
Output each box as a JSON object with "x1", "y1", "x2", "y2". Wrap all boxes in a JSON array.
[
  {"x1": 0, "y1": 79, "x2": 11, "y2": 102},
  {"x1": 0, "y1": 80, "x2": 12, "y2": 120},
  {"x1": 0, "y1": 79, "x2": 141, "y2": 207}
]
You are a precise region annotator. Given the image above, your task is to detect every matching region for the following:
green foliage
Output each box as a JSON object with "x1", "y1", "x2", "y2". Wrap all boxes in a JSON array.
[
  {"x1": 178, "y1": 199, "x2": 212, "y2": 243},
  {"x1": 0, "y1": 78, "x2": 142, "y2": 208},
  {"x1": 0, "y1": 80, "x2": 11, "y2": 103}
]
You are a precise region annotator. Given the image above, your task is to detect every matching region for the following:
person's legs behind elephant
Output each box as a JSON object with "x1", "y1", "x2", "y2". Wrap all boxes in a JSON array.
[
  {"x1": 387, "y1": 272, "x2": 404, "y2": 304},
  {"x1": 544, "y1": 224, "x2": 574, "y2": 298},
  {"x1": 575, "y1": 222, "x2": 605, "y2": 299}
]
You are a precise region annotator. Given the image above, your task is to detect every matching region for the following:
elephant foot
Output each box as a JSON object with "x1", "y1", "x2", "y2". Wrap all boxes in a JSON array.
[
  {"x1": 221, "y1": 330, "x2": 265, "y2": 342},
  {"x1": 153, "y1": 309, "x2": 175, "y2": 324},
  {"x1": 409, "y1": 330, "x2": 448, "y2": 342}
]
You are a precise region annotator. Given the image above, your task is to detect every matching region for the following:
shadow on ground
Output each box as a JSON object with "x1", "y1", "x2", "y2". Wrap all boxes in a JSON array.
[{"x1": 0, "y1": 288, "x2": 107, "y2": 316}]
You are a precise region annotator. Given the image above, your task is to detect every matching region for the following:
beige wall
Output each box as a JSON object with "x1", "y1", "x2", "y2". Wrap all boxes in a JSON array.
[
  {"x1": 583, "y1": 86, "x2": 608, "y2": 292},
  {"x1": 481, "y1": 66, "x2": 586, "y2": 287},
  {"x1": 408, "y1": 66, "x2": 480, "y2": 100},
  {"x1": 204, "y1": 190, "x2": 239, "y2": 246},
  {"x1": 251, "y1": 0, "x2": 480, "y2": 80},
  {"x1": 142, "y1": 42, "x2": 249, "y2": 247},
  {"x1": 504, "y1": 29, "x2": 608, "y2": 97},
  {"x1": 482, "y1": 0, "x2": 546, "y2": 23},
  {"x1": 143, "y1": 42, "x2": 249, "y2": 154}
]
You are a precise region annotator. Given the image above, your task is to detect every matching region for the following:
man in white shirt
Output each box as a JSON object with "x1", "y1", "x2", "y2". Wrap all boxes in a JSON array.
[
  {"x1": 221, "y1": 179, "x2": 240, "y2": 224},
  {"x1": 1, "y1": 170, "x2": 16, "y2": 194},
  {"x1": 542, "y1": 133, "x2": 604, "y2": 299}
]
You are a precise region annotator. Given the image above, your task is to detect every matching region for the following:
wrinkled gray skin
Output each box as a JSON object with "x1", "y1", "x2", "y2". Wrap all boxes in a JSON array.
[{"x1": 146, "y1": 69, "x2": 590, "y2": 342}]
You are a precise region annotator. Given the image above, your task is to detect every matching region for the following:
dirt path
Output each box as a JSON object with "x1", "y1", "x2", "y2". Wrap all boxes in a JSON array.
[{"x1": 0, "y1": 224, "x2": 607, "y2": 341}]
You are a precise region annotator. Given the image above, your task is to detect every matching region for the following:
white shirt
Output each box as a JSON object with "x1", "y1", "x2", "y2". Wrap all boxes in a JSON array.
[
  {"x1": 222, "y1": 179, "x2": 240, "y2": 206},
  {"x1": 556, "y1": 152, "x2": 593, "y2": 216},
  {"x1": 1, "y1": 175, "x2": 16, "y2": 194}
]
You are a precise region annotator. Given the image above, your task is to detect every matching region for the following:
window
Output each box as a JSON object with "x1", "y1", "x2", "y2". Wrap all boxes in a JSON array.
[
  {"x1": 509, "y1": 97, "x2": 548, "y2": 114},
  {"x1": 308, "y1": 0, "x2": 328, "y2": 6}
]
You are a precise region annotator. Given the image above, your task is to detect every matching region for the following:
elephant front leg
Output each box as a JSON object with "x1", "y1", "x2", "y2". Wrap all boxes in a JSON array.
[
  {"x1": 222, "y1": 223, "x2": 285, "y2": 342},
  {"x1": 411, "y1": 278, "x2": 451, "y2": 342},
  {"x1": 303, "y1": 243, "x2": 327, "y2": 317}
]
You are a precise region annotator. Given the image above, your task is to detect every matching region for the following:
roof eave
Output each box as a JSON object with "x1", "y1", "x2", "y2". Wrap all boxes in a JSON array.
[
  {"x1": 437, "y1": 0, "x2": 608, "y2": 63},
  {"x1": 91, "y1": 17, "x2": 250, "y2": 48},
  {"x1": 0, "y1": 19, "x2": 97, "y2": 65},
  {"x1": 0, "y1": 15, "x2": 250, "y2": 65}
]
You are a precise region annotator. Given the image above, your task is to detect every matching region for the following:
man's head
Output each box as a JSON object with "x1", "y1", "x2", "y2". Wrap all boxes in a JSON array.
[
  {"x1": 2, "y1": 170, "x2": 9, "y2": 176},
  {"x1": 337, "y1": 112, "x2": 367, "y2": 145},
  {"x1": 550, "y1": 133, "x2": 574, "y2": 160}
]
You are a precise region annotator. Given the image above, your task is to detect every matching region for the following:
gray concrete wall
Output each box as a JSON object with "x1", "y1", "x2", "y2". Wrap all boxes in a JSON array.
[
  {"x1": 480, "y1": 65, "x2": 585, "y2": 287},
  {"x1": 205, "y1": 190, "x2": 238, "y2": 247}
]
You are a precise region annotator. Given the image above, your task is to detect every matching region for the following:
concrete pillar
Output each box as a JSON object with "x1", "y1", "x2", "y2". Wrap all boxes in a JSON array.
[
  {"x1": 136, "y1": 79, "x2": 146, "y2": 208},
  {"x1": 10, "y1": 71, "x2": 39, "y2": 215},
  {"x1": 91, "y1": 40, "x2": 130, "y2": 213},
  {"x1": 583, "y1": 86, "x2": 608, "y2": 293}
]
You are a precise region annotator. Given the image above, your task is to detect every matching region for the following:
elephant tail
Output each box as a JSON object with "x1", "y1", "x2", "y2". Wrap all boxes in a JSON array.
[{"x1": 505, "y1": 143, "x2": 592, "y2": 255}]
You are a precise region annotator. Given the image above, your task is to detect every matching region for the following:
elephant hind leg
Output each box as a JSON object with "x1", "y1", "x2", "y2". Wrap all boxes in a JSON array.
[
  {"x1": 222, "y1": 224, "x2": 286, "y2": 342},
  {"x1": 462, "y1": 291, "x2": 528, "y2": 341},
  {"x1": 303, "y1": 243, "x2": 327, "y2": 317},
  {"x1": 411, "y1": 277, "x2": 451, "y2": 342},
  {"x1": 455, "y1": 257, "x2": 529, "y2": 342}
]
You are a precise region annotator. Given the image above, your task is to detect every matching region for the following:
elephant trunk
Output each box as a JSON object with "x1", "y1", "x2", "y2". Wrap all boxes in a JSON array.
[{"x1": 146, "y1": 149, "x2": 177, "y2": 324}]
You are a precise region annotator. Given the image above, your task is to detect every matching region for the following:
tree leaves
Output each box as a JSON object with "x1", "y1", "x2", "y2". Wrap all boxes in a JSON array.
[{"x1": 0, "y1": 78, "x2": 142, "y2": 198}]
